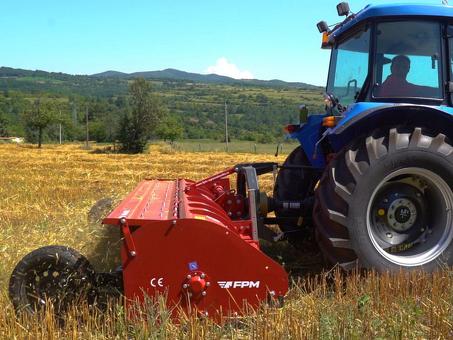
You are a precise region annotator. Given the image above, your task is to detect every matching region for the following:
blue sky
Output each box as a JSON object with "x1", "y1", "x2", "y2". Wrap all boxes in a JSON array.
[{"x1": 1, "y1": 0, "x2": 448, "y2": 86}]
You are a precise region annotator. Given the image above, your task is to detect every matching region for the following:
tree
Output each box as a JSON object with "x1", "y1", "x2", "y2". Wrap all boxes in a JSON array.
[
  {"x1": 117, "y1": 77, "x2": 167, "y2": 153},
  {"x1": 20, "y1": 96, "x2": 57, "y2": 148},
  {"x1": 155, "y1": 115, "x2": 183, "y2": 142},
  {"x1": 0, "y1": 109, "x2": 9, "y2": 137}
]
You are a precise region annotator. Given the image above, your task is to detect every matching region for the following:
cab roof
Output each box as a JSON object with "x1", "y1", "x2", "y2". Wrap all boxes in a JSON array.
[
  {"x1": 328, "y1": 3, "x2": 453, "y2": 44},
  {"x1": 359, "y1": 3, "x2": 453, "y2": 19}
]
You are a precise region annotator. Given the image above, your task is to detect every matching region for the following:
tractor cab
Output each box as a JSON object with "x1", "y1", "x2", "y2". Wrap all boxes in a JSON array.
[{"x1": 318, "y1": 2, "x2": 453, "y2": 111}]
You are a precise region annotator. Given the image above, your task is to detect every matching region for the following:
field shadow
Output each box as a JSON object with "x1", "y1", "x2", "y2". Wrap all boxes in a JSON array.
[
  {"x1": 85, "y1": 198, "x2": 123, "y2": 272},
  {"x1": 259, "y1": 237, "x2": 330, "y2": 279}
]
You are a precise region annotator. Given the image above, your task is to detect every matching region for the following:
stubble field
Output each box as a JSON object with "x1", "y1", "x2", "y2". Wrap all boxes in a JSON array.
[{"x1": 1, "y1": 143, "x2": 453, "y2": 339}]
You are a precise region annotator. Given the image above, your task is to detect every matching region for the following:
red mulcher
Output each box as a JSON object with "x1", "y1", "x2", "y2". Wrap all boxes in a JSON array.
[
  {"x1": 9, "y1": 163, "x2": 314, "y2": 320},
  {"x1": 103, "y1": 164, "x2": 289, "y2": 319}
]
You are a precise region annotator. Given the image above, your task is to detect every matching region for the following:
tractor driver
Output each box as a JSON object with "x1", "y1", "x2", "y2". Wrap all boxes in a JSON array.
[
  {"x1": 379, "y1": 54, "x2": 440, "y2": 98},
  {"x1": 379, "y1": 55, "x2": 422, "y2": 97}
]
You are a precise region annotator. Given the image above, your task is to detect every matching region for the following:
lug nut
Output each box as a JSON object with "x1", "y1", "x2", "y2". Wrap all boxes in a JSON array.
[{"x1": 183, "y1": 284, "x2": 188, "y2": 289}]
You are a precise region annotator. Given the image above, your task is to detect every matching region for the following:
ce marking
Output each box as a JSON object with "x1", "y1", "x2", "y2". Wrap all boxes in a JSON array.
[{"x1": 150, "y1": 277, "x2": 164, "y2": 287}]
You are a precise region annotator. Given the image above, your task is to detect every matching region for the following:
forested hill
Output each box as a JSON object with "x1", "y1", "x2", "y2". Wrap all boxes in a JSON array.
[
  {"x1": 0, "y1": 66, "x2": 325, "y2": 144},
  {"x1": 0, "y1": 67, "x2": 129, "y2": 98},
  {"x1": 0, "y1": 66, "x2": 318, "y2": 97},
  {"x1": 91, "y1": 68, "x2": 318, "y2": 88}
]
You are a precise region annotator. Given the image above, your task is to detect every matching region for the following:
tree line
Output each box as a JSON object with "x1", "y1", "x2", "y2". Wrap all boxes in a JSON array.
[
  {"x1": 0, "y1": 71, "x2": 326, "y2": 151},
  {"x1": 0, "y1": 77, "x2": 174, "y2": 153}
]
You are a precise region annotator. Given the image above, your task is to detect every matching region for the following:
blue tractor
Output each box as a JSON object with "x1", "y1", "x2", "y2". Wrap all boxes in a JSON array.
[{"x1": 274, "y1": 2, "x2": 453, "y2": 272}]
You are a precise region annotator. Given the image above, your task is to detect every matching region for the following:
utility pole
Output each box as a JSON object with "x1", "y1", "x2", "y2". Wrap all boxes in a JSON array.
[
  {"x1": 85, "y1": 106, "x2": 89, "y2": 148},
  {"x1": 59, "y1": 109, "x2": 62, "y2": 145},
  {"x1": 72, "y1": 101, "x2": 78, "y2": 123},
  {"x1": 225, "y1": 102, "x2": 228, "y2": 152}
]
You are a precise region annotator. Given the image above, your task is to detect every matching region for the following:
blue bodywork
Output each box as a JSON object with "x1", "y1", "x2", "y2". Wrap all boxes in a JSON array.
[
  {"x1": 287, "y1": 3, "x2": 453, "y2": 168},
  {"x1": 288, "y1": 115, "x2": 327, "y2": 168},
  {"x1": 291, "y1": 101, "x2": 453, "y2": 168}
]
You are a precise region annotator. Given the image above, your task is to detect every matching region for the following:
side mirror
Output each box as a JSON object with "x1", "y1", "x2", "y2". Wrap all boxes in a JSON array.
[
  {"x1": 317, "y1": 21, "x2": 329, "y2": 33},
  {"x1": 337, "y1": 2, "x2": 350, "y2": 16},
  {"x1": 323, "y1": 93, "x2": 337, "y2": 109}
]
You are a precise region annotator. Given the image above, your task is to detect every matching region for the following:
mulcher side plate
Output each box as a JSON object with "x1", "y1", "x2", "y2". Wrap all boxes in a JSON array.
[
  {"x1": 121, "y1": 218, "x2": 288, "y2": 319},
  {"x1": 103, "y1": 177, "x2": 289, "y2": 319}
]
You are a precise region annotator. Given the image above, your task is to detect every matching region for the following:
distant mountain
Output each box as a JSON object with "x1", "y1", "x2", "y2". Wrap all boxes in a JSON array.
[
  {"x1": 91, "y1": 68, "x2": 319, "y2": 88},
  {"x1": 0, "y1": 66, "x2": 321, "y2": 97},
  {"x1": 0, "y1": 66, "x2": 130, "y2": 98}
]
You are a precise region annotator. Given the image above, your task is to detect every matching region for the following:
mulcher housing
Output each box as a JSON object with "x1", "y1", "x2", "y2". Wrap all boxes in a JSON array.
[{"x1": 102, "y1": 164, "x2": 291, "y2": 318}]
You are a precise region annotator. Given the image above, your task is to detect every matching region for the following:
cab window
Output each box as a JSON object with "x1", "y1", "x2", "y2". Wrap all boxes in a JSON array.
[
  {"x1": 374, "y1": 21, "x2": 442, "y2": 99},
  {"x1": 326, "y1": 27, "x2": 370, "y2": 107}
]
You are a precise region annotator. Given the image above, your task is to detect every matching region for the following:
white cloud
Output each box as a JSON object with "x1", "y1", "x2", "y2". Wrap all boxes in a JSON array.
[{"x1": 204, "y1": 58, "x2": 254, "y2": 79}]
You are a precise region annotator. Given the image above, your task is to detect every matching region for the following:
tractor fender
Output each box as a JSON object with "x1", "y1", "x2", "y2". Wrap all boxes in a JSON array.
[
  {"x1": 328, "y1": 102, "x2": 453, "y2": 153},
  {"x1": 288, "y1": 114, "x2": 327, "y2": 168}
]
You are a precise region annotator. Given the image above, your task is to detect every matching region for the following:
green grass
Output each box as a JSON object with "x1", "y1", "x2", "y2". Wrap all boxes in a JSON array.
[{"x1": 153, "y1": 139, "x2": 299, "y2": 155}]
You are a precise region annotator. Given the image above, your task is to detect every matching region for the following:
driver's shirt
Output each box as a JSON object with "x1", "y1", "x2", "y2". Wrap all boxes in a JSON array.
[{"x1": 379, "y1": 75, "x2": 421, "y2": 97}]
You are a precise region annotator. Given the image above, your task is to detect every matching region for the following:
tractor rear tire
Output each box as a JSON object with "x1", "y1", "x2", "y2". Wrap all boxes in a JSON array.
[
  {"x1": 314, "y1": 126, "x2": 453, "y2": 272},
  {"x1": 274, "y1": 146, "x2": 316, "y2": 241},
  {"x1": 9, "y1": 245, "x2": 96, "y2": 315}
]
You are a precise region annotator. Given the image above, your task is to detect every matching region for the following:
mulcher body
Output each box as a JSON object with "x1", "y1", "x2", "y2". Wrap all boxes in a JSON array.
[{"x1": 102, "y1": 164, "x2": 290, "y2": 319}]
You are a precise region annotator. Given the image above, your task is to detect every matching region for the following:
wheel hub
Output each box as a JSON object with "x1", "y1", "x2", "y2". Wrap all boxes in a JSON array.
[
  {"x1": 34, "y1": 269, "x2": 68, "y2": 303},
  {"x1": 372, "y1": 182, "x2": 429, "y2": 246},
  {"x1": 387, "y1": 198, "x2": 416, "y2": 231}
]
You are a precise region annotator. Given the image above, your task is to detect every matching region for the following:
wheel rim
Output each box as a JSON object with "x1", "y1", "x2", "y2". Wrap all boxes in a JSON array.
[
  {"x1": 367, "y1": 167, "x2": 453, "y2": 267},
  {"x1": 24, "y1": 268, "x2": 91, "y2": 312},
  {"x1": 26, "y1": 269, "x2": 73, "y2": 308}
]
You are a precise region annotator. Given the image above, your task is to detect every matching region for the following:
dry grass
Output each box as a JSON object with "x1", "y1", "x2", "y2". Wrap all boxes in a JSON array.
[
  {"x1": 0, "y1": 143, "x2": 282, "y2": 276},
  {"x1": 1, "y1": 143, "x2": 453, "y2": 339}
]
